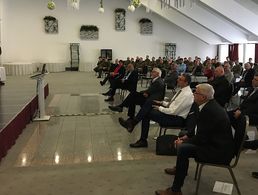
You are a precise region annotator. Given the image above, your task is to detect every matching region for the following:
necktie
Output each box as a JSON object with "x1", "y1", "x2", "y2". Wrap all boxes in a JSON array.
[{"x1": 167, "y1": 89, "x2": 182, "y2": 107}]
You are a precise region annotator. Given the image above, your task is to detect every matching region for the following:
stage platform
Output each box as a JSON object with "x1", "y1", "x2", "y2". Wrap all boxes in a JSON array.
[{"x1": 0, "y1": 76, "x2": 49, "y2": 161}]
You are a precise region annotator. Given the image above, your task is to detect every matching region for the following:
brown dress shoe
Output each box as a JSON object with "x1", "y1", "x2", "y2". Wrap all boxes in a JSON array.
[
  {"x1": 164, "y1": 167, "x2": 176, "y2": 175},
  {"x1": 155, "y1": 188, "x2": 182, "y2": 195}
]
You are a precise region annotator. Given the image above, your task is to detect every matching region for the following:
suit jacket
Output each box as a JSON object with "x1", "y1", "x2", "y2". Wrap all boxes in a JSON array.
[
  {"x1": 123, "y1": 70, "x2": 138, "y2": 92},
  {"x1": 142, "y1": 77, "x2": 165, "y2": 101},
  {"x1": 240, "y1": 89, "x2": 258, "y2": 116},
  {"x1": 187, "y1": 100, "x2": 234, "y2": 164},
  {"x1": 242, "y1": 69, "x2": 255, "y2": 87},
  {"x1": 209, "y1": 76, "x2": 231, "y2": 107}
]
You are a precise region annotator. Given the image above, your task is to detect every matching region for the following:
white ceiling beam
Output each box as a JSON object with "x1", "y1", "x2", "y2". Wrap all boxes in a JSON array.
[
  {"x1": 168, "y1": 0, "x2": 248, "y2": 43},
  {"x1": 200, "y1": 0, "x2": 258, "y2": 36},
  {"x1": 141, "y1": 0, "x2": 224, "y2": 45}
]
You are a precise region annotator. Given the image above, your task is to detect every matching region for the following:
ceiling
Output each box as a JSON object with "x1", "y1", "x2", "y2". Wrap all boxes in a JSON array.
[{"x1": 139, "y1": 0, "x2": 258, "y2": 45}]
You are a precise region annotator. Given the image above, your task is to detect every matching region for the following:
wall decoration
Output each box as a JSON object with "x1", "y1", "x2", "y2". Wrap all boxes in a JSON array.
[
  {"x1": 139, "y1": 18, "x2": 153, "y2": 35},
  {"x1": 165, "y1": 43, "x2": 176, "y2": 59},
  {"x1": 80, "y1": 25, "x2": 99, "y2": 40},
  {"x1": 47, "y1": 0, "x2": 56, "y2": 10},
  {"x1": 115, "y1": 8, "x2": 126, "y2": 31},
  {"x1": 44, "y1": 16, "x2": 58, "y2": 34}
]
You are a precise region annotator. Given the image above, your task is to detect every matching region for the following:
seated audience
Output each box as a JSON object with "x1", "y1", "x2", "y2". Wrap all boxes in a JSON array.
[
  {"x1": 156, "y1": 84, "x2": 234, "y2": 195},
  {"x1": 109, "y1": 68, "x2": 165, "y2": 119},
  {"x1": 119, "y1": 74, "x2": 193, "y2": 148},
  {"x1": 209, "y1": 66, "x2": 232, "y2": 107},
  {"x1": 177, "y1": 58, "x2": 186, "y2": 75},
  {"x1": 100, "y1": 59, "x2": 125, "y2": 86},
  {"x1": 192, "y1": 58, "x2": 203, "y2": 76},
  {"x1": 228, "y1": 73, "x2": 258, "y2": 150},
  {"x1": 164, "y1": 63, "x2": 179, "y2": 89},
  {"x1": 203, "y1": 59, "x2": 214, "y2": 81},
  {"x1": 233, "y1": 62, "x2": 255, "y2": 95},
  {"x1": 224, "y1": 61, "x2": 234, "y2": 83},
  {"x1": 232, "y1": 60, "x2": 243, "y2": 79},
  {"x1": 103, "y1": 63, "x2": 138, "y2": 102}
]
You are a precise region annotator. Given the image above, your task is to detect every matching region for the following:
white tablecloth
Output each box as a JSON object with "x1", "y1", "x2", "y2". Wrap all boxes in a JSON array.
[
  {"x1": 191, "y1": 76, "x2": 208, "y2": 83},
  {"x1": 3, "y1": 63, "x2": 36, "y2": 76},
  {"x1": 45, "y1": 63, "x2": 66, "y2": 72},
  {"x1": 0, "y1": 67, "x2": 6, "y2": 81}
]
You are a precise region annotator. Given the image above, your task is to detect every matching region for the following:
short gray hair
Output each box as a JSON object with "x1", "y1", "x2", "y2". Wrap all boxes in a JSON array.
[
  {"x1": 152, "y1": 68, "x2": 162, "y2": 77},
  {"x1": 196, "y1": 83, "x2": 214, "y2": 100}
]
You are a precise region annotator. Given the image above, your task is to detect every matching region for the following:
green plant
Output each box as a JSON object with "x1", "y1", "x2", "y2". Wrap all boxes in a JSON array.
[
  {"x1": 44, "y1": 16, "x2": 57, "y2": 21},
  {"x1": 139, "y1": 18, "x2": 152, "y2": 23},
  {"x1": 115, "y1": 8, "x2": 126, "y2": 14},
  {"x1": 80, "y1": 25, "x2": 99, "y2": 32}
]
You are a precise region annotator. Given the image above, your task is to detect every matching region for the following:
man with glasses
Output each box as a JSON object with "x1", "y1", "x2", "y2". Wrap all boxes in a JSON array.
[
  {"x1": 156, "y1": 84, "x2": 234, "y2": 195},
  {"x1": 119, "y1": 74, "x2": 193, "y2": 148}
]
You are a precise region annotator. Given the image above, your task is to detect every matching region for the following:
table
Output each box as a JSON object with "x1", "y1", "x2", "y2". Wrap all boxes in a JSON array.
[
  {"x1": 3, "y1": 62, "x2": 36, "y2": 76},
  {"x1": 0, "y1": 67, "x2": 6, "y2": 82},
  {"x1": 44, "y1": 63, "x2": 66, "y2": 72},
  {"x1": 191, "y1": 75, "x2": 208, "y2": 83}
]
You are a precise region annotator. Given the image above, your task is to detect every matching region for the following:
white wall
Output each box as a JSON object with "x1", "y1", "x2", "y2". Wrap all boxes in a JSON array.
[{"x1": 1, "y1": 0, "x2": 216, "y2": 69}]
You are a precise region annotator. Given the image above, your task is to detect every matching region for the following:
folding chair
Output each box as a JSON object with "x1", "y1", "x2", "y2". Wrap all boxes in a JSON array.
[{"x1": 194, "y1": 114, "x2": 247, "y2": 195}]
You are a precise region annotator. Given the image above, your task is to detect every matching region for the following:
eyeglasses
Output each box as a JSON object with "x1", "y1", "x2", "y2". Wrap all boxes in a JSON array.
[{"x1": 194, "y1": 91, "x2": 206, "y2": 97}]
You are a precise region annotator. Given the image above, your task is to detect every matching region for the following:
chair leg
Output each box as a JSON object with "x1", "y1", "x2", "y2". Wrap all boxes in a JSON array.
[
  {"x1": 228, "y1": 168, "x2": 241, "y2": 195},
  {"x1": 194, "y1": 163, "x2": 199, "y2": 180},
  {"x1": 195, "y1": 164, "x2": 204, "y2": 195},
  {"x1": 159, "y1": 127, "x2": 163, "y2": 137}
]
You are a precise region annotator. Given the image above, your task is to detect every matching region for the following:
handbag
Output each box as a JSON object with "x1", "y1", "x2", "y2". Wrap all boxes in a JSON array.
[{"x1": 156, "y1": 134, "x2": 178, "y2": 156}]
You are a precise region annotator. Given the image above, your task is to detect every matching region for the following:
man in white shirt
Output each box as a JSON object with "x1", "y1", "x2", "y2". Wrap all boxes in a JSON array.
[{"x1": 119, "y1": 74, "x2": 194, "y2": 148}]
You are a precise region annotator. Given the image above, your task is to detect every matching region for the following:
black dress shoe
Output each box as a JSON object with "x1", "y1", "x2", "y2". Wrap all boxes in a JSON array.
[
  {"x1": 102, "y1": 92, "x2": 110, "y2": 96},
  {"x1": 129, "y1": 140, "x2": 148, "y2": 148},
  {"x1": 109, "y1": 105, "x2": 123, "y2": 112},
  {"x1": 119, "y1": 117, "x2": 135, "y2": 133},
  {"x1": 252, "y1": 172, "x2": 258, "y2": 179},
  {"x1": 104, "y1": 97, "x2": 114, "y2": 102},
  {"x1": 243, "y1": 140, "x2": 258, "y2": 150}
]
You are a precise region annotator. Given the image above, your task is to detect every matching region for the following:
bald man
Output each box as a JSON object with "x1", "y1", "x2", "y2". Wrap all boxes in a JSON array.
[{"x1": 209, "y1": 66, "x2": 232, "y2": 107}]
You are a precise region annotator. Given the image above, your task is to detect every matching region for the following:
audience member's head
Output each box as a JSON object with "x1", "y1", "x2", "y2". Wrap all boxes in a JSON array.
[
  {"x1": 177, "y1": 73, "x2": 191, "y2": 88},
  {"x1": 194, "y1": 84, "x2": 214, "y2": 105},
  {"x1": 151, "y1": 68, "x2": 162, "y2": 78},
  {"x1": 214, "y1": 66, "x2": 225, "y2": 78},
  {"x1": 127, "y1": 63, "x2": 134, "y2": 71},
  {"x1": 244, "y1": 62, "x2": 251, "y2": 70},
  {"x1": 223, "y1": 62, "x2": 231, "y2": 72}
]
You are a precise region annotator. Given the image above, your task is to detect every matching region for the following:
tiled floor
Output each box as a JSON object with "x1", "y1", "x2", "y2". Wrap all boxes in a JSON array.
[{"x1": 0, "y1": 72, "x2": 257, "y2": 195}]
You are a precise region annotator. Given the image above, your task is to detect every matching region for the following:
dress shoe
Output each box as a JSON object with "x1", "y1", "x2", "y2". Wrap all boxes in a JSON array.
[
  {"x1": 155, "y1": 188, "x2": 182, "y2": 195},
  {"x1": 102, "y1": 92, "x2": 110, "y2": 96},
  {"x1": 119, "y1": 117, "x2": 135, "y2": 133},
  {"x1": 129, "y1": 140, "x2": 148, "y2": 148},
  {"x1": 252, "y1": 172, "x2": 258, "y2": 179},
  {"x1": 109, "y1": 105, "x2": 123, "y2": 112},
  {"x1": 104, "y1": 97, "x2": 114, "y2": 102},
  {"x1": 164, "y1": 167, "x2": 176, "y2": 175},
  {"x1": 243, "y1": 140, "x2": 258, "y2": 150}
]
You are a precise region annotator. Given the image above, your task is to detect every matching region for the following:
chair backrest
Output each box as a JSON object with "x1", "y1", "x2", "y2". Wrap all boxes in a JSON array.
[{"x1": 230, "y1": 114, "x2": 247, "y2": 167}]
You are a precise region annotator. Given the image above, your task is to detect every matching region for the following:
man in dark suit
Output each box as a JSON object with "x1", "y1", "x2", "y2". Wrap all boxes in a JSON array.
[
  {"x1": 100, "y1": 59, "x2": 125, "y2": 86},
  {"x1": 209, "y1": 66, "x2": 232, "y2": 107},
  {"x1": 228, "y1": 73, "x2": 258, "y2": 150},
  {"x1": 156, "y1": 83, "x2": 234, "y2": 195},
  {"x1": 109, "y1": 68, "x2": 165, "y2": 119},
  {"x1": 103, "y1": 63, "x2": 138, "y2": 102},
  {"x1": 233, "y1": 62, "x2": 256, "y2": 95},
  {"x1": 119, "y1": 74, "x2": 194, "y2": 148}
]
